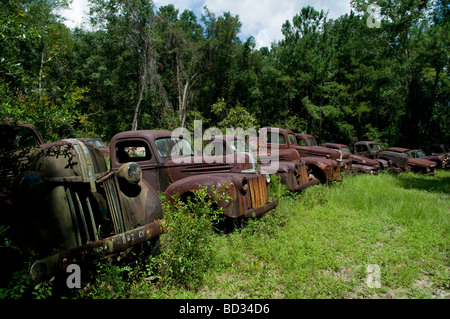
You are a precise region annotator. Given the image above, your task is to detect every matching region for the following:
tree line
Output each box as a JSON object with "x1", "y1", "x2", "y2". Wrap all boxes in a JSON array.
[{"x1": 1, "y1": 0, "x2": 448, "y2": 149}]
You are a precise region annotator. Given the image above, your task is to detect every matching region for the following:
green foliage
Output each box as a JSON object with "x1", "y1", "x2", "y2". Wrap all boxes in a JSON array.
[
  {"x1": 2, "y1": 0, "x2": 448, "y2": 145},
  {"x1": 0, "y1": 258, "x2": 54, "y2": 299},
  {"x1": 211, "y1": 98, "x2": 258, "y2": 130},
  {"x1": 0, "y1": 85, "x2": 90, "y2": 141},
  {"x1": 267, "y1": 174, "x2": 288, "y2": 200},
  {"x1": 156, "y1": 186, "x2": 224, "y2": 289}
]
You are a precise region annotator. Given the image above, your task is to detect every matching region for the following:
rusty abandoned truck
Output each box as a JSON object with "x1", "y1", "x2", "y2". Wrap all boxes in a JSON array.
[
  {"x1": 294, "y1": 133, "x2": 353, "y2": 176},
  {"x1": 252, "y1": 128, "x2": 342, "y2": 184},
  {"x1": 411, "y1": 146, "x2": 449, "y2": 169},
  {"x1": 353, "y1": 141, "x2": 409, "y2": 173},
  {"x1": 0, "y1": 121, "x2": 164, "y2": 283},
  {"x1": 109, "y1": 130, "x2": 278, "y2": 222},
  {"x1": 1, "y1": 124, "x2": 278, "y2": 283},
  {"x1": 322, "y1": 142, "x2": 380, "y2": 174},
  {"x1": 387, "y1": 147, "x2": 436, "y2": 175},
  {"x1": 204, "y1": 134, "x2": 319, "y2": 192}
]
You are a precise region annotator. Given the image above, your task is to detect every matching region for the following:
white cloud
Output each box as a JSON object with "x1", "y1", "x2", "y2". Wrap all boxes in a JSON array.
[
  {"x1": 203, "y1": 0, "x2": 352, "y2": 48},
  {"x1": 61, "y1": 0, "x2": 352, "y2": 48},
  {"x1": 59, "y1": 0, "x2": 91, "y2": 29}
]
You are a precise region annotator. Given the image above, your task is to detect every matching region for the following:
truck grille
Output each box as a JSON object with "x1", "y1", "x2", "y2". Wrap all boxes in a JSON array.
[
  {"x1": 248, "y1": 175, "x2": 268, "y2": 209},
  {"x1": 103, "y1": 177, "x2": 126, "y2": 235},
  {"x1": 332, "y1": 164, "x2": 341, "y2": 181},
  {"x1": 65, "y1": 188, "x2": 100, "y2": 246},
  {"x1": 298, "y1": 164, "x2": 309, "y2": 185}
]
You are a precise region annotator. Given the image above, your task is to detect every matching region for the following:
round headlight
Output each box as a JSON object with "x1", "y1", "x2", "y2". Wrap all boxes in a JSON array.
[
  {"x1": 117, "y1": 162, "x2": 142, "y2": 184},
  {"x1": 13, "y1": 172, "x2": 46, "y2": 200}
]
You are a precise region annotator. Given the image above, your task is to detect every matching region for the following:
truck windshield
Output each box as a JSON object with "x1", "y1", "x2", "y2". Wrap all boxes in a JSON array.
[
  {"x1": 416, "y1": 150, "x2": 426, "y2": 158},
  {"x1": 369, "y1": 143, "x2": 381, "y2": 151},
  {"x1": 266, "y1": 132, "x2": 286, "y2": 145},
  {"x1": 288, "y1": 134, "x2": 297, "y2": 145},
  {"x1": 308, "y1": 138, "x2": 318, "y2": 146},
  {"x1": 342, "y1": 147, "x2": 351, "y2": 153},
  {"x1": 0, "y1": 125, "x2": 40, "y2": 151},
  {"x1": 155, "y1": 138, "x2": 194, "y2": 158},
  {"x1": 230, "y1": 139, "x2": 250, "y2": 153}
]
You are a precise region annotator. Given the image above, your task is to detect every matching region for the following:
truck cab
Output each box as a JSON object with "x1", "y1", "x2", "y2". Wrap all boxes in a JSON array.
[
  {"x1": 205, "y1": 134, "x2": 319, "y2": 192},
  {"x1": 0, "y1": 120, "x2": 44, "y2": 152},
  {"x1": 322, "y1": 142, "x2": 380, "y2": 174},
  {"x1": 354, "y1": 141, "x2": 409, "y2": 173},
  {"x1": 256, "y1": 127, "x2": 342, "y2": 184},
  {"x1": 294, "y1": 133, "x2": 352, "y2": 175},
  {"x1": 387, "y1": 147, "x2": 436, "y2": 175}
]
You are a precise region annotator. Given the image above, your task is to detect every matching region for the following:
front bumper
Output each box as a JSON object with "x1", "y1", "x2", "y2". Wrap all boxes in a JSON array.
[
  {"x1": 30, "y1": 219, "x2": 163, "y2": 282},
  {"x1": 244, "y1": 199, "x2": 279, "y2": 218},
  {"x1": 352, "y1": 164, "x2": 379, "y2": 174},
  {"x1": 296, "y1": 178, "x2": 320, "y2": 191}
]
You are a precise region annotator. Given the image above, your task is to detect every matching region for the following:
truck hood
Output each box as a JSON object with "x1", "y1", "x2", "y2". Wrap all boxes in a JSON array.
[
  {"x1": 408, "y1": 158, "x2": 436, "y2": 168},
  {"x1": 350, "y1": 154, "x2": 379, "y2": 166},
  {"x1": 164, "y1": 154, "x2": 255, "y2": 183},
  {"x1": 295, "y1": 145, "x2": 347, "y2": 160}
]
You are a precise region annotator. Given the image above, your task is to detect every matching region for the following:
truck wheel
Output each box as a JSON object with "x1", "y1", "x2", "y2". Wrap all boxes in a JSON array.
[{"x1": 309, "y1": 167, "x2": 326, "y2": 184}]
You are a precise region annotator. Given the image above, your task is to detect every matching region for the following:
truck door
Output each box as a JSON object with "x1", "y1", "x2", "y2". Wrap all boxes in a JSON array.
[{"x1": 355, "y1": 144, "x2": 372, "y2": 159}]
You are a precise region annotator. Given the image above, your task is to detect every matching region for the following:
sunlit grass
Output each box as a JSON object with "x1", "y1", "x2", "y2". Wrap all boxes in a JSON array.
[
  {"x1": 191, "y1": 170, "x2": 449, "y2": 299},
  {"x1": 79, "y1": 170, "x2": 450, "y2": 299}
]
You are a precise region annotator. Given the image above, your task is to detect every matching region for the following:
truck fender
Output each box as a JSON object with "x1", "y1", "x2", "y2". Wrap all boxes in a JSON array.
[{"x1": 164, "y1": 175, "x2": 238, "y2": 212}]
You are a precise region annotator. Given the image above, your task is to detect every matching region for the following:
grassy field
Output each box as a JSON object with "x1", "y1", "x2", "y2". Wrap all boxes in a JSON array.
[{"x1": 72, "y1": 169, "x2": 449, "y2": 300}]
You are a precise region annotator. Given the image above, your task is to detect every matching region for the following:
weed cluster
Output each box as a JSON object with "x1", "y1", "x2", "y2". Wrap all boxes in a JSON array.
[
  {"x1": 2, "y1": 171, "x2": 449, "y2": 299},
  {"x1": 154, "y1": 186, "x2": 224, "y2": 289}
]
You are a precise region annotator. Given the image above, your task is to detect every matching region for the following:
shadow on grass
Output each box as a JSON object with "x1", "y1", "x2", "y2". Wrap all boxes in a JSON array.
[{"x1": 395, "y1": 171, "x2": 450, "y2": 195}]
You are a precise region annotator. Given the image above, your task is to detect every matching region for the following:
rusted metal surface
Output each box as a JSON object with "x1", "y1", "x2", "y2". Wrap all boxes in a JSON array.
[
  {"x1": 410, "y1": 149, "x2": 448, "y2": 169},
  {"x1": 208, "y1": 135, "x2": 319, "y2": 191},
  {"x1": 387, "y1": 147, "x2": 436, "y2": 175},
  {"x1": 1, "y1": 123, "x2": 163, "y2": 282},
  {"x1": 294, "y1": 134, "x2": 350, "y2": 161},
  {"x1": 110, "y1": 130, "x2": 278, "y2": 220},
  {"x1": 354, "y1": 141, "x2": 409, "y2": 172},
  {"x1": 257, "y1": 127, "x2": 340, "y2": 184},
  {"x1": 30, "y1": 219, "x2": 163, "y2": 282},
  {"x1": 295, "y1": 134, "x2": 355, "y2": 176},
  {"x1": 322, "y1": 142, "x2": 380, "y2": 174}
]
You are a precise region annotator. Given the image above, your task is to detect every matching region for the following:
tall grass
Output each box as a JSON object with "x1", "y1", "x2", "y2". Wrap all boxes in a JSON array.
[
  {"x1": 176, "y1": 170, "x2": 449, "y2": 299},
  {"x1": 15, "y1": 170, "x2": 446, "y2": 299}
]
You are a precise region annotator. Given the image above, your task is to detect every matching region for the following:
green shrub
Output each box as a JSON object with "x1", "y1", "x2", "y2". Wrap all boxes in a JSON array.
[{"x1": 156, "y1": 186, "x2": 224, "y2": 289}]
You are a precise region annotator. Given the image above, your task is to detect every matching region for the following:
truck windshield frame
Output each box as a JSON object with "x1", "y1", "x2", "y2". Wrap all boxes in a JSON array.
[
  {"x1": 230, "y1": 138, "x2": 250, "y2": 153},
  {"x1": 308, "y1": 138, "x2": 318, "y2": 146},
  {"x1": 288, "y1": 134, "x2": 297, "y2": 145},
  {"x1": 155, "y1": 137, "x2": 194, "y2": 158}
]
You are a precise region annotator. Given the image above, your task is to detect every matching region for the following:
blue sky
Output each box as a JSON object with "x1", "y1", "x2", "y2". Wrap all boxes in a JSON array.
[{"x1": 60, "y1": 0, "x2": 352, "y2": 48}]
